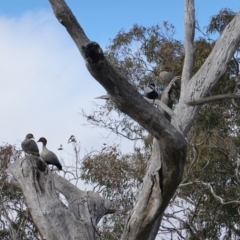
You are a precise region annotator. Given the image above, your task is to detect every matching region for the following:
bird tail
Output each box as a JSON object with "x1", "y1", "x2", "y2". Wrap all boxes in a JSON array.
[{"x1": 55, "y1": 163, "x2": 62, "y2": 171}]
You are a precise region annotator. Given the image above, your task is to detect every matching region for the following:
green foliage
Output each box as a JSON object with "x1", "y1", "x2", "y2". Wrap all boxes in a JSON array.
[
  {"x1": 106, "y1": 23, "x2": 184, "y2": 88},
  {"x1": 193, "y1": 38, "x2": 214, "y2": 74},
  {"x1": 181, "y1": 120, "x2": 240, "y2": 239},
  {"x1": 180, "y1": 39, "x2": 240, "y2": 237},
  {"x1": 81, "y1": 22, "x2": 183, "y2": 239},
  {"x1": 2, "y1": 6, "x2": 239, "y2": 240},
  {"x1": 0, "y1": 144, "x2": 40, "y2": 240},
  {"x1": 81, "y1": 7, "x2": 240, "y2": 239},
  {"x1": 80, "y1": 144, "x2": 149, "y2": 239},
  {"x1": 207, "y1": 8, "x2": 236, "y2": 34}
]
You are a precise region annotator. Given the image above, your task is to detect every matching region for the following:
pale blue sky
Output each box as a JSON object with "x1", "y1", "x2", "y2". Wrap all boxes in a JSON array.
[
  {"x1": 1, "y1": 1, "x2": 240, "y2": 44},
  {"x1": 0, "y1": 2, "x2": 239, "y2": 239},
  {"x1": 0, "y1": 1, "x2": 239, "y2": 168}
]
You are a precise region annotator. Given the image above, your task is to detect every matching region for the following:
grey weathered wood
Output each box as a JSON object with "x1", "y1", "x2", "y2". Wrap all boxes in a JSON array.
[
  {"x1": 123, "y1": 81, "x2": 181, "y2": 240},
  {"x1": 9, "y1": 0, "x2": 240, "y2": 240},
  {"x1": 187, "y1": 93, "x2": 240, "y2": 106},
  {"x1": 174, "y1": 11, "x2": 240, "y2": 136},
  {"x1": 53, "y1": 174, "x2": 115, "y2": 225},
  {"x1": 181, "y1": 0, "x2": 195, "y2": 91},
  {"x1": 95, "y1": 93, "x2": 181, "y2": 131},
  {"x1": 9, "y1": 156, "x2": 114, "y2": 240}
]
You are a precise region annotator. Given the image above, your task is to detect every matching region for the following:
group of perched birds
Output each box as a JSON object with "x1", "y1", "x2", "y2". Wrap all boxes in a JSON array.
[
  {"x1": 19, "y1": 86, "x2": 161, "y2": 171},
  {"x1": 21, "y1": 133, "x2": 62, "y2": 171},
  {"x1": 19, "y1": 86, "x2": 157, "y2": 171}
]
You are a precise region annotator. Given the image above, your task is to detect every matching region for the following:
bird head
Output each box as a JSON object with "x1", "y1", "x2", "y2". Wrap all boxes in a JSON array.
[
  {"x1": 26, "y1": 133, "x2": 34, "y2": 139},
  {"x1": 68, "y1": 135, "x2": 76, "y2": 143},
  {"x1": 148, "y1": 83, "x2": 156, "y2": 88},
  {"x1": 37, "y1": 137, "x2": 47, "y2": 145}
]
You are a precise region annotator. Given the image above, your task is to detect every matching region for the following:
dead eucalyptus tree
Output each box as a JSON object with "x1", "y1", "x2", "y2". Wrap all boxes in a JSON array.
[{"x1": 8, "y1": 0, "x2": 240, "y2": 239}]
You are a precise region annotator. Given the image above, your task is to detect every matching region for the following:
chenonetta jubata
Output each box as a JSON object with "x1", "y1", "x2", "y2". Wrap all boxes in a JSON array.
[
  {"x1": 21, "y1": 133, "x2": 40, "y2": 157},
  {"x1": 37, "y1": 137, "x2": 62, "y2": 170},
  {"x1": 144, "y1": 83, "x2": 159, "y2": 102}
]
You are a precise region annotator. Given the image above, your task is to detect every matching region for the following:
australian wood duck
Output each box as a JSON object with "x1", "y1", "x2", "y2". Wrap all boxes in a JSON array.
[
  {"x1": 21, "y1": 133, "x2": 40, "y2": 157},
  {"x1": 37, "y1": 137, "x2": 62, "y2": 170}
]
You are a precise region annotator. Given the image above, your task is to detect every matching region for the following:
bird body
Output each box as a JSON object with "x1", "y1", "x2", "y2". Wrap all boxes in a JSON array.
[
  {"x1": 21, "y1": 133, "x2": 40, "y2": 157},
  {"x1": 144, "y1": 83, "x2": 159, "y2": 100},
  {"x1": 37, "y1": 137, "x2": 62, "y2": 170},
  {"x1": 159, "y1": 70, "x2": 175, "y2": 86}
]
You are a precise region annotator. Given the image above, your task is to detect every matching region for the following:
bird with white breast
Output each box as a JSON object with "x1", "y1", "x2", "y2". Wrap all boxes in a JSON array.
[
  {"x1": 37, "y1": 137, "x2": 62, "y2": 171},
  {"x1": 144, "y1": 83, "x2": 159, "y2": 103}
]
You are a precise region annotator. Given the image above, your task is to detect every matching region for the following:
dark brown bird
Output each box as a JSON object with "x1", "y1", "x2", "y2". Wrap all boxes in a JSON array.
[
  {"x1": 37, "y1": 137, "x2": 62, "y2": 170},
  {"x1": 21, "y1": 133, "x2": 40, "y2": 157}
]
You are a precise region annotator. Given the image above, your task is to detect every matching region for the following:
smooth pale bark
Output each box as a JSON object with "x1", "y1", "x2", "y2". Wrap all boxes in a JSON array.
[
  {"x1": 175, "y1": 11, "x2": 240, "y2": 136},
  {"x1": 181, "y1": 0, "x2": 195, "y2": 91},
  {"x1": 187, "y1": 93, "x2": 240, "y2": 106},
  {"x1": 9, "y1": 1, "x2": 240, "y2": 240}
]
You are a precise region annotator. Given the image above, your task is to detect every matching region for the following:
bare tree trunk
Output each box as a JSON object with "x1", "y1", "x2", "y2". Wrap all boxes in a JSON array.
[
  {"x1": 181, "y1": 0, "x2": 195, "y2": 91},
  {"x1": 9, "y1": 156, "x2": 114, "y2": 240},
  {"x1": 8, "y1": 0, "x2": 240, "y2": 239},
  {"x1": 175, "y1": 11, "x2": 240, "y2": 136},
  {"x1": 47, "y1": 2, "x2": 187, "y2": 240}
]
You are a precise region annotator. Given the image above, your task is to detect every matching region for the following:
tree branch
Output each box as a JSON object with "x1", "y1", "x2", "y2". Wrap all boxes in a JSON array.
[
  {"x1": 181, "y1": 0, "x2": 195, "y2": 90},
  {"x1": 49, "y1": 0, "x2": 89, "y2": 50},
  {"x1": 95, "y1": 92, "x2": 182, "y2": 132},
  {"x1": 186, "y1": 93, "x2": 240, "y2": 106},
  {"x1": 175, "y1": 11, "x2": 240, "y2": 136},
  {"x1": 48, "y1": 0, "x2": 184, "y2": 144},
  {"x1": 9, "y1": 156, "x2": 112, "y2": 240},
  {"x1": 47, "y1": 1, "x2": 187, "y2": 239},
  {"x1": 164, "y1": 213, "x2": 200, "y2": 240},
  {"x1": 53, "y1": 174, "x2": 115, "y2": 225},
  {"x1": 180, "y1": 181, "x2": 240, "y2": 205}
]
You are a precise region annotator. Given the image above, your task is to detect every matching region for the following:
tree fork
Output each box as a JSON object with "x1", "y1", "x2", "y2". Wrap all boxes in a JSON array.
[{"x1": 9, "y1": 156, "x2": 114, "y2": 240}]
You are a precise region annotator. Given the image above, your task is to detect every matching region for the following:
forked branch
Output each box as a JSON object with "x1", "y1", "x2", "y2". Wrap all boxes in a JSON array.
[{"x1": 48, "y1": 1, "x2": 187, "y2": 240}]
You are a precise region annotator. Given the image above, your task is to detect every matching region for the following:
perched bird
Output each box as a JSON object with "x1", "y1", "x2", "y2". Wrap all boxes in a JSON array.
[
  {"x1": 144, "y1": 83, "x2": 159, "y2": 102},
  {"x1": 158, "y1": 70, "x2": 175, "y2": 86},
  {"x1": 37, "y1": 137, "x2": 62, "y2": 171},
  {"x1": 21, "y1": 133, "x2": 40, "y2": 157},
  {"x1": 68, "y1": 135, "x2": 76, "y2": 144}
]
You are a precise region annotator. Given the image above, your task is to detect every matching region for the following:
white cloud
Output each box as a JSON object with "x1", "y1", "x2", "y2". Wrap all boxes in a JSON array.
[{"x1": 0, "y1": 10, "x2": 135, "y2": 174}]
